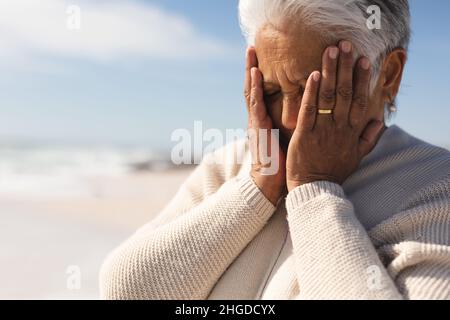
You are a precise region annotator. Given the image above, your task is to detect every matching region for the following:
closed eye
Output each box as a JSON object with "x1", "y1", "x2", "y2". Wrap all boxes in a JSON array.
[
  {"x1": 264, "y1": 87, "x2": 304, "y2": 99},
  {"x1": 263, "y1": 90, "x2": 281, "y2": 99}
]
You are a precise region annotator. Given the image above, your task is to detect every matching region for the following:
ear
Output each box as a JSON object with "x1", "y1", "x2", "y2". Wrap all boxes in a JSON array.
[{"x1": 379, "y1": 48, "x2": 407, "y2": 103}]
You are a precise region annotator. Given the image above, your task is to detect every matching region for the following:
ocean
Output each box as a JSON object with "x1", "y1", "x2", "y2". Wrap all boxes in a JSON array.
[{"x1": 0, "y1": 143, "x2": 174, "y2": 199}]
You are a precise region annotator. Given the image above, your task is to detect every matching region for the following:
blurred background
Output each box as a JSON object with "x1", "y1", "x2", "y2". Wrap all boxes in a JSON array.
[{"x1": 0, "y1": 0, "x2": 449, "y2": 299}]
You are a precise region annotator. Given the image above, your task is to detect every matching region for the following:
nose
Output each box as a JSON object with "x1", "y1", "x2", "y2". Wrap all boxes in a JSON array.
[{"x1": 281, "y1": 93, "x2": 301, "y2": 130}]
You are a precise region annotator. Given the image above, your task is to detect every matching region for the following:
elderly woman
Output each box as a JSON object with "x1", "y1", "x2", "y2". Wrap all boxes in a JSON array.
[{"x1": 100, "y1": 0, "x2": 450, "y2": 300}]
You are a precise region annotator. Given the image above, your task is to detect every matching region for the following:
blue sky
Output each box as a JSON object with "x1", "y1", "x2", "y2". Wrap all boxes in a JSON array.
[{"x1": 0, "y1": 0, "x2": 449, "y2": 151}]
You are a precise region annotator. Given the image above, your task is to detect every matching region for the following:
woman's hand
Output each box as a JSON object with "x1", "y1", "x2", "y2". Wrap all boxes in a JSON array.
[
  {"x1": 244, "y1": 47, "x2": 286, "y2": 205},
  {"x1": 286, "y1": 41, "x2": 386, "y2": 191}
]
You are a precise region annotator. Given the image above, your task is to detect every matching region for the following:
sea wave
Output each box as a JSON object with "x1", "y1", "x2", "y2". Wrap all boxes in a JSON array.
[{"x1": 0, "y1": 144, "x2": 174, "y2": 198}]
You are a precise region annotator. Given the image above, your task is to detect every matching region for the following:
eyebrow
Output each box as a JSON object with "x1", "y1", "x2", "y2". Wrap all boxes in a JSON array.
[
  {"x1": 263, "y1": 81, "x2": 281, "y2": 91},
  {"x1": 263, "y1": 75, "x2": 309, "y2": 91}
]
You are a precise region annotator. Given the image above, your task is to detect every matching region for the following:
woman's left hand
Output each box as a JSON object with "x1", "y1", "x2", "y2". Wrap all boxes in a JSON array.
[{"x1": 286, "y1": 41, "x2": 386, "y2": 191}]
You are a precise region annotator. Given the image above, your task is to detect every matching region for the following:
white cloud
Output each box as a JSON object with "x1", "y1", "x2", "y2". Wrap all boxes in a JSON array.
[{"x1": 0, "y1": 0, "x2": 231, "y2": 64}]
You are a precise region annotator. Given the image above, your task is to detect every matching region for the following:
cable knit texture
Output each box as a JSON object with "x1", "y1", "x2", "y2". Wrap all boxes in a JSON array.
[{"x1": 99, "y1": 125, "x2": 450, "y2": 300}]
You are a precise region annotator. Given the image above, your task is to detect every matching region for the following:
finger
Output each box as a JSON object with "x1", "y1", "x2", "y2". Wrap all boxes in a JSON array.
[
  {"x1": 349, "y1": 57, "x2": 371, "y2": 131},
  {"x1": 316, "y1": 46, "x2": 339, "y2": 129},
  {"x1": 250, "y1": 67, "x2": 270, "y2": 129},
  {"x1": 334, "y1": 40, "x2": 354, "y2": 125},
  {"x1": 249, "y1": 67, "x2": 274, "y2": 167},
  {"x1": 358, "y1": 120, "x2": 385, "y2": 157},
  {"x1": 297, "y1": 71, "x2": 321, "y2": 132},
  {"x1": 318, "y1": 46, "x2": 339, "y2": 110},
  {"x1": 245, "y1": 47, "x2": 258, "y2": 111}
]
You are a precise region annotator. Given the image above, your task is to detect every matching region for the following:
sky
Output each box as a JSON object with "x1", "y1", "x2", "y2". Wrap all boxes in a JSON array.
[{"x1": 0, "y1": 0, "x2": 449, "y2": 151}]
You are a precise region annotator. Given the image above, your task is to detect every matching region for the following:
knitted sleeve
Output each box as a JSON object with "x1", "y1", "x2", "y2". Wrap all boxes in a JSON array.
[
  {"x1": 286, "y1": 180, "x2": 450, "y2": 299},
  {"x1": 99, "y1": 142, "x2": 276, "y2": 300}
]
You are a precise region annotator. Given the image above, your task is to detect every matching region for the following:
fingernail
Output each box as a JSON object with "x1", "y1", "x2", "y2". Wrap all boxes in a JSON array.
[
  {"x1": 312, "y1": 72, "x2": 321, "y2": 82},
  {"x1": 361, "y1": 58, "x2": 371, "y2": 70},
  {"x1": 329, "y1": 47, "x2": 339, "y2": 59},
  {"x1": 340, "y1": 41, "x2": 352, "y2": 53}
]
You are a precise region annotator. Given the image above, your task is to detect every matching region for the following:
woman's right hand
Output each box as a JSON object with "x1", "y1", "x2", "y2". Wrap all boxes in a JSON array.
[{"x1": 244, "y1": 47, "x2": 286, "y2": 206}]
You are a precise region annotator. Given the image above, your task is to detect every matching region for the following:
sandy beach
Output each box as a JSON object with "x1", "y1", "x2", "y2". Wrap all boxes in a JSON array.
[{"x1": 0, "y1": 168, "x2": 194, "y2": 299}]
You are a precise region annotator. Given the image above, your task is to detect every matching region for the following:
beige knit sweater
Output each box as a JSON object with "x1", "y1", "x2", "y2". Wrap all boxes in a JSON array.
[{"x1": 99, "y1": 125, "x2": 450, "y2": 300}]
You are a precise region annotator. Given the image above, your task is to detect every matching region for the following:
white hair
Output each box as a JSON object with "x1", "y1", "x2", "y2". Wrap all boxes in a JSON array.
[{"x1": 238, "y1": 0, "x2": 410, "y2": 92}]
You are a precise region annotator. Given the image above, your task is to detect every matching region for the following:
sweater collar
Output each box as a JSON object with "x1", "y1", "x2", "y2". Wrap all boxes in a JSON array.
[{"x1": 361, "y1": 124, "x2": 422, "y2": 165}]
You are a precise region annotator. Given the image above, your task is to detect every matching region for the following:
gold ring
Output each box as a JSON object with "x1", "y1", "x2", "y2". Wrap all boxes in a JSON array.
[{"x1": 317, "y1": 109, "x2": 334, "y2": 115}]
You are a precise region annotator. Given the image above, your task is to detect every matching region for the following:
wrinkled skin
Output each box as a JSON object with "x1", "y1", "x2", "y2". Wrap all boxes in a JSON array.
[{"x1": 244, "y1": 23, "x2": 407, "y2": 204}]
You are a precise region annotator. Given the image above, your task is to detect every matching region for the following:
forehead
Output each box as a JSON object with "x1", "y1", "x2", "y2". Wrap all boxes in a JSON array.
[{"x1": 255, "y1": 23, "x2": 327, "y2": 86}]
